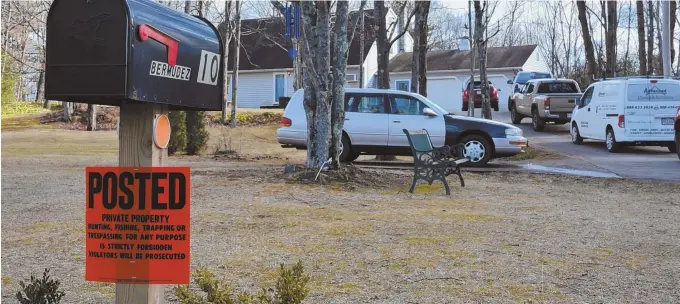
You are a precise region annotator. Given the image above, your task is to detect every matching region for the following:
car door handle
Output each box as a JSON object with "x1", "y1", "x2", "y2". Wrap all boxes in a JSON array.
[
  {"x1": 345, "y1": 118, "x2": 350, "y2": 121},
  {"x1": 587, "y1": 108, "x2": 590, "y2": 112},
  {"x1": 393, "y1": 120, "x2": 401, "y2": 123}
]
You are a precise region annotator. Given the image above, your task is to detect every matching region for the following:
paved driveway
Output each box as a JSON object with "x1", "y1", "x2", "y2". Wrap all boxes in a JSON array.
[{"x1": 492, "y1": 112, "x2": 680, "y2": 182}]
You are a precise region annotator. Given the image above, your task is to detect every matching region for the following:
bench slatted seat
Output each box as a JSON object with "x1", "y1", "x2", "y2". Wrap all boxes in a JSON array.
[{"x1": 403, "y1": 129, "x2": 469, "y2": 195}]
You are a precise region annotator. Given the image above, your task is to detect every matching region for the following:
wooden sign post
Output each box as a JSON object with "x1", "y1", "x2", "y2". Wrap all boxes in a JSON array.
[{"x1": 116, "y1": 102, "x2": 167, "y2": 304}]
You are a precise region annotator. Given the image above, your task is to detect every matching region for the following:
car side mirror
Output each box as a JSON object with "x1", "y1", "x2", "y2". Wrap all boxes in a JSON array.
[
  {"x1": 423, "y1": 107, "x2": 438, "y2": 117},
  {"x1": 507, "y1": 80, "x2": 513, "y2": 85},
  {"x1": 575, "y1": 96, "x2": 583, "y2": 107}
]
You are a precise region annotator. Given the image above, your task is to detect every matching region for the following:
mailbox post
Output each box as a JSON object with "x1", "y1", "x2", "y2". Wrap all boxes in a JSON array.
[{"x1": 46, "y1": 0, "x2": 224, "y2": 303}]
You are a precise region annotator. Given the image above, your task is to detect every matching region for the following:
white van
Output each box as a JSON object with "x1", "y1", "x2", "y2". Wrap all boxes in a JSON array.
[{"x1": 570, "y1": 77, "x2": 680, "y2": 153}]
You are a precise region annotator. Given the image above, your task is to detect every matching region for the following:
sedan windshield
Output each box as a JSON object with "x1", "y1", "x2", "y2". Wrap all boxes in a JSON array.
[{"x1": 419, "y1": 96, "x2": 449, "y2": 115}]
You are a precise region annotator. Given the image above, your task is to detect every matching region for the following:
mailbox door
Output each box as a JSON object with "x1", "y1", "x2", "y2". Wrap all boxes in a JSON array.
[
  {"x1": 126, "y1": 0, "x2": 224, "y2": 111},
  {"x1": 46, "y1": 0, "x2": 129, "y2": 104}
]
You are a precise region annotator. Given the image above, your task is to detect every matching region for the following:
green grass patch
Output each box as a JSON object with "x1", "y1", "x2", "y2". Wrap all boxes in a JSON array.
[{"x1": 1, "y1": 101, "x2": 55, "y2": 118}]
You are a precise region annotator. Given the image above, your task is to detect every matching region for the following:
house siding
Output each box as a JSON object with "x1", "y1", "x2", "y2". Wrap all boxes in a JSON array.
[
  {"x1": 233, "y1": 72, "x2": 275, "y2": 108},
  {"x1": 521, "y1": 49, "x2": 550, "y2": 73},
  {"x1": 388, "y1": 70, "x2": 517, "y2": 113}
]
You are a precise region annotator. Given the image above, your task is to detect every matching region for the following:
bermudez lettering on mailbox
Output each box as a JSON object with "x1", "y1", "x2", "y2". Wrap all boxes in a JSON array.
[{"x1": 85, "y1": 167, "x2": 190, "y2": 284}]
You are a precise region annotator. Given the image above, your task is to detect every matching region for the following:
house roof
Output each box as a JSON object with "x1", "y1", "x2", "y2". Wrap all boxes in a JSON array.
[
  {"x1": 388, "y1": 45, "x2": 538, "y2": 72},
  {"x1": 226, "y1": 9, "x2": 377, "y2": 71}
]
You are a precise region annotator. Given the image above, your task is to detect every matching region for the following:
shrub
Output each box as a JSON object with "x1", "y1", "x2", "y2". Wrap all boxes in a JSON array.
[
  {"x1": 169, "y1": 111, "x2": 188, "y2": 155},
  {"x1": 2, "y1": 52, "x2": 20, "y2": 106},
  {"x1": 186, "y1": 111, "x2": 209, "y2": 155},
  {"x1": 15, "y1": 268, "x2": 65, "y2": 304},
  {"x1": 174, "y1": 260, "x2": 310, "y2": 304}
]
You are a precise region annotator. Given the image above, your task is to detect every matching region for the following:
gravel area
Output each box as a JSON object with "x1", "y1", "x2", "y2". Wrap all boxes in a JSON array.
[{"x1": 2, "y1": 129, "x2": 680, "y2": 304}]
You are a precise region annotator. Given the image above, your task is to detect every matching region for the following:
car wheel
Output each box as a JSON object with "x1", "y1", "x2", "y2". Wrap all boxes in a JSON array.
[
  {"x1": 571, "y1": 124, "x2": 583, "y2": 145},
  {"x1": 462, "y1": 102, "x2": 468, "y2": 112},
  {"x1": 605, "y1": 129, "x2": 621, "y2": 153},
  {"x1": 510, "y1": 103, "x2": 523, "y2": 124},
  {"x1": 460, "y1": 135, "x2": 491, "y2": 167},
  {"x1": 532, "y1": 109, "x2": 545, "y2": 132},
  {"x1": 339, "y1": 134, "x2": 353, "y2": 162}
]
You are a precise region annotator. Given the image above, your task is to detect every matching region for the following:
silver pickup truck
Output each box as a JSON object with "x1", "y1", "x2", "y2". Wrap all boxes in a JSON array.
[{"x1": 509, "y1": 78, "x2": 582, "y2": 131}]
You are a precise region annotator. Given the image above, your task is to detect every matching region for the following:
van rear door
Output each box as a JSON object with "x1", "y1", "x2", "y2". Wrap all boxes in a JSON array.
[
  {"x1": 625, "y1": 81, "x2": 652, "y2": 139},
  {"x1": 647, "y1": 80, "x2": 680, "y2": 140}
]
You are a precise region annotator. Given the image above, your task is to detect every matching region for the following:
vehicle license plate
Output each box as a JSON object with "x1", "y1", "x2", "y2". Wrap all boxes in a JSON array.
[{"x1": 661, "y1": 118, "x2": 674, "y2": 125}]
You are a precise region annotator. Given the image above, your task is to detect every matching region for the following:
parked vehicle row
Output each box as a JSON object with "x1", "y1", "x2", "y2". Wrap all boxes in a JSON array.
[{"x1": 277, "y1": 88, "x2": 527, "y2": 166}]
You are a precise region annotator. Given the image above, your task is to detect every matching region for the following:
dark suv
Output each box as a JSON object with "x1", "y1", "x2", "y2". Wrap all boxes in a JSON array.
[{"x1": 461, "y1": 80, "x2": 499, "y2": 112}]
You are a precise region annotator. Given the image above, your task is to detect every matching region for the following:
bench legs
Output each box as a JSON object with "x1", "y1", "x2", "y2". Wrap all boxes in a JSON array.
[{"x1": 408, "y1": 168, "x2": 452, "y2": 195}]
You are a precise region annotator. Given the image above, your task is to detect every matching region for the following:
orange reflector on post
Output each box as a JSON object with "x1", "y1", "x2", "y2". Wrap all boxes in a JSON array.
[{"x1": 153, "y1": 114, "x2": 171, "y2": 149}]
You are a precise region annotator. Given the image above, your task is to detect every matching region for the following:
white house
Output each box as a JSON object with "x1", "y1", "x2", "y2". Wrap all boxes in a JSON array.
[
  {"x1": 387, "y1": 43, "x2": 550, "y2": 114},
  {"x1": 227, "y1": 9, "x2": 413, "y2": 108}
]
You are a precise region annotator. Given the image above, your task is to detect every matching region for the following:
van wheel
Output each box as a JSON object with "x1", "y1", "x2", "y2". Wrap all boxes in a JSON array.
[
  {"x1": 510, "y1": 103, "x2": 523, "y2": 124},
  {"x1": 571, "y1": 124, "x2": 583, "y2": 145},
  {"x1": 532, "y1": 109, "x2": 545, "y2": 131},
  {"x1": 605, "y1": 129, "x2": 621, "y2": 153},
  {"x1": 460, "y1": 135, "x2": 491, "y2": 167},
  {"x1": 339, "y1": 134, "x2": 354, "y2": 163},
  {"x1": 668, "y1": 143, "x2": 678, "y2": 153}
]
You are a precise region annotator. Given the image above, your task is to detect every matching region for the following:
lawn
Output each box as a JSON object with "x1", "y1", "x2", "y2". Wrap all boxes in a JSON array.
[{"x1": 2, "y1": 121, "x2": 679, "y2": 304}]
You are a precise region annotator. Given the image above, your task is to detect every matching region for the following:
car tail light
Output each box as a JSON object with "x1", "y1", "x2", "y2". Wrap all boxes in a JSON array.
[
  {"x1": 544, "y1": 98, "x2": 550, "y2": 110},
  {"x1": 618, "y1": 114, "x2": 625, "y2": 128},
  {"x1": 281, "y1": 116, "x2": 292, "y2": 127},
  {"x1": 491, "y1": 87, "x2": 498, "y2": 99},
  {"x1": 651, "y1": 80, "x2": 658, "y2": 83},
  {"x1": 463, "y1": 89, "x2": 469, "y2": 101},
  {"x1": 676, "y1": 106, "x2": 680, "y2": 119}
]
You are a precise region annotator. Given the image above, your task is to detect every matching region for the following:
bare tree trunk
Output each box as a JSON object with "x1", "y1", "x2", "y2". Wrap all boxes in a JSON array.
[
  {"x1": 220, "y1": 0, "x2": 232, "y2": 124},
  {"x1": 63, "y1": 102, "x2": 72, "y2": 122},
  {"x1": 672, "y1": 0, "x2": 677, "y2": 66},
  {"x1": 605, "y1": 0, "x2": 617, "y2": 77},
  {"x1": 87, "y1": 104, "x2": 96, "y2": 131},
  {"x1": 184, "y1": 1, "x2": 191, "y2": 14},
  {"x1": 474, "y1": 1, "x2": 491, "y2": 120},
  {"x1": 230, "y1": 1, "x2": 241, "y2": 129},
  {"x1": 301, "y1": 1, "x2": 333, "y2": 169},
  {"x1": 411, "y1": 1, "x2": 430, "y2": 95},
  {"x1": 374, "y1": 1, "x2": 390, "y2": 89},
  {"x1": 329, "y1": 1, "x2": 350, "y2": 169},
  {"x1": 577, "y1": 1, "x2": 597, "y2": 81},
  {"x1": 359, "y1": 5, "x2": 365, "y2": 88},
  {"x1": 655, "y1": 1, "x2": 663, "y2": 73},
  {"x1": 637, "y1": 0, "x2": 648, "y2": 75},
  {"x1": 648, "y1": 0, "x2": 655, "y2": 74},
  {"x1": 468, "y1": 0, "x2": 476, "y2": 118},
  {"x1": 35, "y1": 69, "x2": 44, "y2": 103},
  {"x1": 624, "y1": 2, "x2": 632, "y2": 75}
]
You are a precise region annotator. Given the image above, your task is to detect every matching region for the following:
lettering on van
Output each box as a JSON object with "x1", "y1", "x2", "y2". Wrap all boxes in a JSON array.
[
  {"x1": 149, "y1": 61, "x2": 191, "y2": 81},
  {"x1": 644, "y1": 86, "x2": 667, "y2": 95}
]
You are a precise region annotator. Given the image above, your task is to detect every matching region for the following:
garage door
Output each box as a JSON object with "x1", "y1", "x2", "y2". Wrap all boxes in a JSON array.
[
  {"x1": 488, "y1": 75, "x2": 512, "y2": 112},
  {"x1": 427, "y1": 77, "x2": 463, "y2": 114}
]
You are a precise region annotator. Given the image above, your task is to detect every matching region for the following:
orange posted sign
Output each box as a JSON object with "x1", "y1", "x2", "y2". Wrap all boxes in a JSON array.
[{"x1": 85, "y1": 167, "x2": 190, "y2": 284}]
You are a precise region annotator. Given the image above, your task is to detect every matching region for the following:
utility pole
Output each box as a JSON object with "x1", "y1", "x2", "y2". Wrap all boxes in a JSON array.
[{"x1": 662, "y1": 0, "x2": 672, "y2": 76}]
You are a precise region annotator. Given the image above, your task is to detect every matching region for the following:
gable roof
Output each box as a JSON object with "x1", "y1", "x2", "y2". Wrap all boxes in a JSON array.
[
  {"x1": 388, "y1": 45, "x2": 538, "y2": 73},
  {"x1": 227, "y1": 9, "x2": 377, "y2": 71}
]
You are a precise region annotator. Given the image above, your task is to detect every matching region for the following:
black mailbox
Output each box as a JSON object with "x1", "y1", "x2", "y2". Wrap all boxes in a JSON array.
[{"x1": 46, "y1": 0, "x2": 224, "y2": 111}]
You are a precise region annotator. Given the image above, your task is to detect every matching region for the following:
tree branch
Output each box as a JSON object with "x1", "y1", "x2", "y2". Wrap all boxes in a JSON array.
[{"x1": 388, "y1": 7, "x2": 417, "y2": 47}]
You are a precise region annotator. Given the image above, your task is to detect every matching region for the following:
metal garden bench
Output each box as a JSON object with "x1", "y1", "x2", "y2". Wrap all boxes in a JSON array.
[{"x1": 403, "y1": 129, "x2": 469, "y2": 195}]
